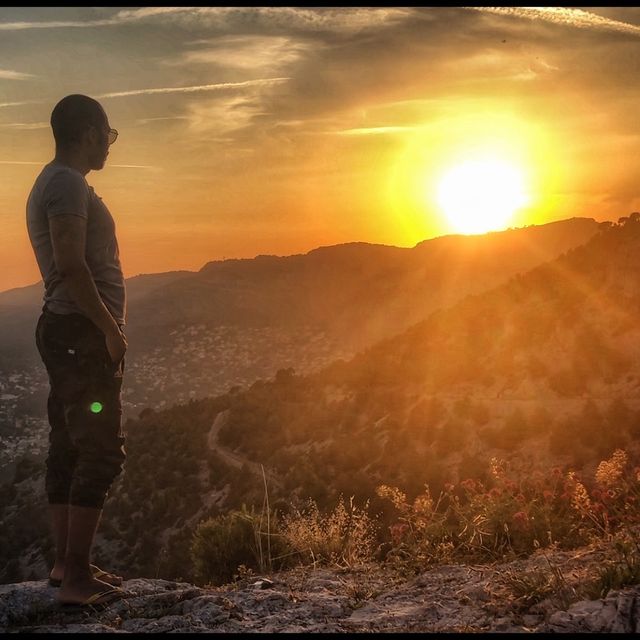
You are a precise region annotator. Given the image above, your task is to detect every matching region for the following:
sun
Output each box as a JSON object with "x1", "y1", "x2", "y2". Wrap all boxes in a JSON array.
[{"x1": 436, "y1": 156, "x2": 530, "y2": 235}]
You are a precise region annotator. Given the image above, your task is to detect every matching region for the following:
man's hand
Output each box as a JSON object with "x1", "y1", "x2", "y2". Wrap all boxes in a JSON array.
[{"x1": 106, "y1": 328, "x2": 127, "y2": 364}]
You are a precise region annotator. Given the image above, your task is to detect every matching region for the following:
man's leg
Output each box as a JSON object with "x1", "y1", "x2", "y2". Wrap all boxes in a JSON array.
[
  {"x1": 57, "y1": 505, "x2": 115, "y2": 604},
  {"x1": 40, "y1": 343, "x2": 78, "y2": 583},
  {"x1": 48, "y1": 504, "x2": 69, "y2": 583},
  {"x1": 39, "y1": 313, "x2": 125, "y2": 602},
  {"x1": 58, "y1": 328, "x2": 126, "y2": 603}
]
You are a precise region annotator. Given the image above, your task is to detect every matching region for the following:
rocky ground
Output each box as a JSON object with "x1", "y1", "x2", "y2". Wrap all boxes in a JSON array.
[{"x1": 1, "y1": 545, "x2": 639, "y2": 633}]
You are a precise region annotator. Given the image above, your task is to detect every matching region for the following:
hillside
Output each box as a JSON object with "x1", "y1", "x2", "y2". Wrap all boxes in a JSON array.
[
  {"x1": 1, "y1": 217, "x2": 639, "y2": 591},
  {"x1": 0, "y1": 217, "x2": 601, "y2": 418}
]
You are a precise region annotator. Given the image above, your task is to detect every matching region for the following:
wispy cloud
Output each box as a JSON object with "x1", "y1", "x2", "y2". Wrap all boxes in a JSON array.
[
  {"x1": 184, "y1": 95, "x2": 266, "y2": 136},
  {"x1": 110, "y1": 164, "x2": 160, "y2": 170},
  {"x1": 136, "y1": 116, "x2": 191, "y2": 125},
  {"x1": 0, "y1": 159, "x2": 159, "y2": 169},
  {"x1": 178, "y1": 35, "x2": 312, "y2": 73},
  {"x1": 0, "y1": 7, "x2": 413, "y2": 32},
  {"x1": 0, "y1": 7, "x2": 189, "y2": 30},
  {"x1": 467, "y1": 7, "x2": 640, "y2": 37},
  {"x1": 0, "y1": 121, "x2": 48, "y2": 130},
  {"x1": 97, "y1": 78, "x2": 290, "y2": 99},
  {"x1": 334, "y1": 126, "x2": 416, "y2": 136},
  {"x1": 0, "y1": 78, "x2": 291, "y2": 110},
  {"x1": 0, "y1": 99, "x2": 42, "y2": 109},
  {"x1": 0, "y1": 69, "x2": 36, "y2": 80}
]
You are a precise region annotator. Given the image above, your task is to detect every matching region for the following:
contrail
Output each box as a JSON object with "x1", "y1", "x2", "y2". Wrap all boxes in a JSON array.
[
  {"x1": 0, "y1": 78, "x2": 290, "y2": 109},
  {"x1": 335, "y1": 126, "x2": 416, "y2": 136},
  {"x1": 0, "y1": 69, "x2": 35, "y2": 80},
  {"x1": 466, "y1": 7, "x2": 640, "y2": 37},
  {"x1": 97, "y1": 78, "x2": 290, "y2": 99},
  {"x1": 0, "y1": 160, "x2": 158, "y2": 169}
]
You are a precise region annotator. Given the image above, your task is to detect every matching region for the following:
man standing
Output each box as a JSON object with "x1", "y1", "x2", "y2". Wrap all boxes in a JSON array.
[{"x1": 26, "y1": 94, "x2": 127, "y2": 607}]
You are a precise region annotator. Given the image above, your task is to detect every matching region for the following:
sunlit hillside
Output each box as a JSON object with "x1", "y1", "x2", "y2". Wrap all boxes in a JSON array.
[
  {"x1": 3, "y1": 216, "x2": 639, "y2": 586},
  {"x1": 0, "y1": 217, "x2": 600, "y2": 418}
]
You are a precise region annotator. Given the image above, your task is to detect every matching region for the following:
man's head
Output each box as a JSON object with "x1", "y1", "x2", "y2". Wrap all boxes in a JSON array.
[{"x1": 51, "y1": 94, "x2": 117, "y2": 170}]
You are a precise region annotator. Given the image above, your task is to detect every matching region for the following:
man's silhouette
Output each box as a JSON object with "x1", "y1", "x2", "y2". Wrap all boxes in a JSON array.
[{"x1": 26, "y1": 94, "x2": 127, "y2": 606}]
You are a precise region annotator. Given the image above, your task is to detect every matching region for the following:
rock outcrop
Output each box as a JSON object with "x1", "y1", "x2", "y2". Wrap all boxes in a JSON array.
[{"x1": 1, "y1": 556, "x2": 639, "y2": 633}]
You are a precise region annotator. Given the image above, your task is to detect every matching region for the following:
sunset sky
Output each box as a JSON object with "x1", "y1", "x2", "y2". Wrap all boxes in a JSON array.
[{"x1": 1, "y1": 6, "x2": 640, "y2": 293}]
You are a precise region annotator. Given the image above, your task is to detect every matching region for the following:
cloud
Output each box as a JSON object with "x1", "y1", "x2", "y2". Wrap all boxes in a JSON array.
[
  {"x1": 0, "y1": 121, "x2": 48, "y2": 129},
  {"x1": 109, "y1": 164, "x2": 160, "y2": 170},
  {"x1": 183, "y1": 94, "x2": 266, "y2": 136},
  {"x1": 136, "y1": 116, "x2": 191, "y2": 125},
  {"x1": 97, "y1": 78, "x2": 290, "y2": 99},
  {"x1": 0, "y1": 69, "x2": 36, "y2": 80},
  {"x1": 0, "y1": 159, "x2": 158, "y2": 169},
  {"x1": 334, "y1": 126, "x2": 416, "y2": 136},
  {"x1": 0, "y1": 79, "x2": 290, "y2": 110},
  {"x1": 0, "y1": 99, "x2": 42, "y2": 109},
  {"x1": 466, "y1": 7, "x2": 640, "y2": 37},
  {"x1": 0, "y1": 7, "x2": 414, "y2": 33},
  {"x1": 178, "y1": 35, "x2": 313, "y2": 73}
]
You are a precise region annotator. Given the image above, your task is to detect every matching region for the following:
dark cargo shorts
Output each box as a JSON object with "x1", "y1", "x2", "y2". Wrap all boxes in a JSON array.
[{"x1": 35, "y1": 309, "x2": 126, "y2": 509}]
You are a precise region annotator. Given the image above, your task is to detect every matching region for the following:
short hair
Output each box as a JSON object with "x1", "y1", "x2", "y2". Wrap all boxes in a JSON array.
[{"x1": 50, "y1": 94, "x2": 106, "y2": 149}]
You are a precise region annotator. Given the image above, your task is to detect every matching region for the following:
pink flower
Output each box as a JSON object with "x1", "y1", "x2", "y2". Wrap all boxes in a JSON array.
[
  {"x1": 512, "y1": 511, "x2": 530, "y2": 531},
  {"x1": 460, "y1": 479, "x2": 477, "y2": 493},
  {"x1": 389, "y1": 523, "x2": 409, "y2": 544}
]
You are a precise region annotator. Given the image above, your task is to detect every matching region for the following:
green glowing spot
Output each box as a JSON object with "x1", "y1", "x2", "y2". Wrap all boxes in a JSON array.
[{"x1": 90, "y1": 402, "x2": 103, "y2": 414}]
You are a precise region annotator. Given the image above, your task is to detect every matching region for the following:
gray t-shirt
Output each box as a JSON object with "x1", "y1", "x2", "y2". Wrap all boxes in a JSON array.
[{"x1": 26, "y1": 159, "x2": 126, "y2": 325}]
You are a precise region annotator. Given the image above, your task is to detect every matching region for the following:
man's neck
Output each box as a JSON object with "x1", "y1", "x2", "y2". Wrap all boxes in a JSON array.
[{"x1": 54, "y1": 150, "x2": 91, "y2": 176}]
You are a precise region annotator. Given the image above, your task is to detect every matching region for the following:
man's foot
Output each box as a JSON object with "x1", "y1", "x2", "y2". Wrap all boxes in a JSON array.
[
  {"x1": 57, "y1": 575, "x2": 125, "y2": 607},
  {"x1": 49, "y1": 564, "x2": 123, "y2": 588}
]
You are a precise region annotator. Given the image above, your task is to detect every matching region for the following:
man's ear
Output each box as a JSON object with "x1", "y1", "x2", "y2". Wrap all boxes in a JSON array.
[{"x1": 85, "y1": 124, "x2": 99, "y2": 145}]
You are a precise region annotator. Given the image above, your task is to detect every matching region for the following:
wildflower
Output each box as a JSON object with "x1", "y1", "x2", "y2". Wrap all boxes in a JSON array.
[
  {"x1": 516, "y1": 493, "x2": 527, "y2": 505},
  {"x1": 505, "y1": 480, "x2": 518, "y2": 493},
  {"x1": 413, "y1": 492, "x2": 434, "y2": 515},
  {"x1": 570, "y1": 480, "x2": 592, "y2": 515},
  {"x1": 460, "y1": 478, "x2": 477, "y2": 493},
  {"x1": 543, "y1": 490, "x2": 554, "y2": 502},
  {"x1": 512, "y1": 511, "x2": 530, "y2": 531},
  {"x1": 490, "y1": 457, "x2": 504, "y2": 480},
  {"x1": 595, "y1": 449, "x2": 627, "y2": 488},
  {"x1": 389, "y1": 522, "x2": 409, "y2": 545},
  {"x1": 376, "y1": 485, "x2": 406, "y2": 510}
]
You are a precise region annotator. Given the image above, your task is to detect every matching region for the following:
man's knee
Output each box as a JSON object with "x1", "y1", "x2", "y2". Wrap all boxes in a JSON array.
[{"x1": 70, "y1": 442, "x2": 126, "y2": 508}]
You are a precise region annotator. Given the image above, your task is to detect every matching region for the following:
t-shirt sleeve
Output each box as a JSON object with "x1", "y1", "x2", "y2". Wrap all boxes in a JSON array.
[{"x1": 42, "y1": 169, "x2": 90, "y2": 220}]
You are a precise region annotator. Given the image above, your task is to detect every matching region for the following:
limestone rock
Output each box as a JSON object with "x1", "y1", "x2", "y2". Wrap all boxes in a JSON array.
[{"x1": 1, "y1": 563, "x2": 639, "y2": 633}]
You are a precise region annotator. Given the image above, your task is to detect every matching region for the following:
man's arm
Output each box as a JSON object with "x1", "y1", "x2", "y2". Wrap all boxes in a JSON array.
[{"x1": 49, "y1": 214, "x2": 126, "y2": 363}]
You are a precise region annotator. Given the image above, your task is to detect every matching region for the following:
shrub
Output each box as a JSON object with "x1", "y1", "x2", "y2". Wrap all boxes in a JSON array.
[
  {"x1": 280, "y1": 495, "x2": 378, "y2": 568},
  {"x1": 377, "y1": 449, "x2": 640, "y2": 570},
  {"x1": 191, "y1": 504, "x2": 286, "y2": 585}
]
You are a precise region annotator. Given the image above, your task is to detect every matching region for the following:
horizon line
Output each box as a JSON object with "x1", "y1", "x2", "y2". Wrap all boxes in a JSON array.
[{"x1": 0, "y1": 215, "x2": 602, "y2": 296}]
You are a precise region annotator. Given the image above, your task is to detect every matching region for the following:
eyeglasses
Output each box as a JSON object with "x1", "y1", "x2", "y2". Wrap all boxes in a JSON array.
[{"x1": 107, "y1": 128, "x2": 118, "y2": 145}]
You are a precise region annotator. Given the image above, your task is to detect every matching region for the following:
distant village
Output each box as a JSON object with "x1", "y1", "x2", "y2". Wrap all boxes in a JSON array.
[{"x1": 0, "y1": 322, "x2": 354, "y2": 480}]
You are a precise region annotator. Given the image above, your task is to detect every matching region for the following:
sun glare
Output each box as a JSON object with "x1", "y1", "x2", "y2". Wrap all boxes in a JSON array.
[{"x1": 436, "y1": 156, "x2": 529, "y2": 235}]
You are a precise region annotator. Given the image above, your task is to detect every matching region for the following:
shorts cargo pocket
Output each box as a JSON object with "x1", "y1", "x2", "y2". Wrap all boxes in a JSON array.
[{"x1": 41, "y1": 337, "x2": 90, "y2": 404}]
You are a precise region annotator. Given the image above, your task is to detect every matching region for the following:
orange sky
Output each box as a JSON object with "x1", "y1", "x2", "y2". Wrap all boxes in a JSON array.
[{"x1": 1, "y1": 7, "x2": 640, "y2": 292}]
